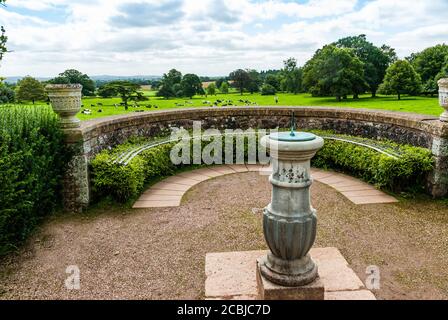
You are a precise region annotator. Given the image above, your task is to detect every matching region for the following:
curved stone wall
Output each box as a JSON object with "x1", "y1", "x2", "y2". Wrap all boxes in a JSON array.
[
  {"x1": 64, "y1": 106, "x2": 448, "y2": 211},
  {"x1": 79, "y1": 106, "x2": 447, "y2": 160}
]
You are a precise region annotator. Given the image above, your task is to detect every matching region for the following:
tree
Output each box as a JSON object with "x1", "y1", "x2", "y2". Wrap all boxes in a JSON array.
[
  {"x1": 164, "y1": 69, "x2": 182, "y2": 86},
  {"x1": 0, "y1": 82, "x2": 14, "y2": 103},
  {"x1": 246, "y1": 69, "x2": 262, "y2": 94},
  {"x1": 261, "y1": 84, "x2": 276, "y2": 96},
  {"x1": 378, "y1": 60, "x2": 422, "y2": 100},
  {"x1": 264, "y1": 74, "x2": 281, "y2": 91},
  {"x1": 49, "y1": 69, "x2": 96, "y2": 96},
  {"x1": 436, "y1": 56, "x2": 448, "y2": 81},
  {"x1": 215, "y1": 78, "x2": 227, "y2": 89},
  {"x1": 16, "y1": 76, "x2": 46, "y2": 104},
  {"x1": 180, "y1": 74, "x2": 203, "y2": 99},
  {"x1": 156, "y1": 84, "x2": 175, "y2": 99},
  {"x1": 97, "y1": 85, "x2": 117, "y2": 98},
  {"x1": 99, "y1": 81, "x2": 147, "y2": 107},
  {"x1": 334, "y1": 35, "x2": 397, "y2": 97},
  {"x1": 0, "y1": 1, "x2": 7, "y2": 63},
  {"x1": 408, "y1": 44, "x2": 448, "y2": 84},
  {"x1": 206, "y1": 83, "x2": 216, "y2": 96},
  {"x1": 157, "y1": 69, "x2": 183, "y2": 98},
  {"x1": 282, "y1": 58, "x2": 303, "y2": 94},
  {"x1": 303, "y1": 45, "x2": 367, "y2": 101},
  {"x1": 229, "y1": 69, "x2": 250, "y2": 95},
  {"x1": 220, "y1": 81, "x2": 229, "y2": 94}
]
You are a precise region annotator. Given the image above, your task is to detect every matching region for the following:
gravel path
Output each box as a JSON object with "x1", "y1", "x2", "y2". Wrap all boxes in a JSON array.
[{"x1": 1, "y1": 172, "x2": 448, "y2": 300}]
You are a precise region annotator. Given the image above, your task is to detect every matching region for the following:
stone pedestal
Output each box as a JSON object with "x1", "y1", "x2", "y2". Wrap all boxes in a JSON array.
[
  {"x1": 257, "y1": 259, "x2": 324, "y2": 300},
  {"x1": 259, "y1": 131, "x2": 324, "y2": 289},
  {"x1": 204, "y1": 248, "x2": 376, "y2": 300},
  {"x1": 46, "y1": 84, "x2": 90, "y2": 213}
]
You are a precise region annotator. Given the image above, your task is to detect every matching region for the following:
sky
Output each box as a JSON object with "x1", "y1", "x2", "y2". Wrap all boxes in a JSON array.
[{"x1": 0, "y1": 0, "x2": 447, "y2": 77}]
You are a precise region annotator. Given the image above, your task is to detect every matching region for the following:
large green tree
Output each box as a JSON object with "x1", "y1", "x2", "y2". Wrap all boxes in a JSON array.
[
  {"x1": 16, "y1": 76, "x2": 46, "y2": 104},
  {"x1": 49, "y1": 69, "x2": 96, "y2": 96},
  {"x1": 282, "y1": 58, "x2": 302, "y2": 94},
  {"x1": 180, "y1": 74, "x2": 203, "y2": 99},
  {"x1": 100, "y1": 81, "x2": 146, "y2": 107},
  {"x1": 156, "y1": 69, "x2": 183, "y2": 98},
  {"x1": 334, "y1": 35, "x2": 397, "y2": 97},
  {"x1": 303, "y1": 45, "x2": 367, "y2": 101},
  {"x1": 264, "y1": 74, "x2": 281, "y2": 91},
  {"x1": 246, "y1": 69, "x2": 262, "y2": 94},
  {"x1": 379, "y1": 60, "x2": 422, "y2": 100},
  {"x1": 408, "y1": 44, "x2": 448, "y2": 84},
  {"x1": 229, "y1": 69, "x2": 250, "y2": 95}
]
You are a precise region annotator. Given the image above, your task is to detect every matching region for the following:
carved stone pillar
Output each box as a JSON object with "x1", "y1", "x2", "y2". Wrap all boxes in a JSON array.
[{"x1": 46, "y1": 84, "x2": 90, "y2": 212}]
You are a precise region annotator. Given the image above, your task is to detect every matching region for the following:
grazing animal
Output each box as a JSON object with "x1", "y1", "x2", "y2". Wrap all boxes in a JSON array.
[
  {"x1": 98, "y1": 109, "x2": 103, "y2": 113},
  {"x1": 91, "y1": 104, "x2": 95, "y2": 107},
  {"x1": 146, "y1": 105, "x2": 152, "y2": 108},
  {"x1": 154, "y1": 105, "x2": 159, "y2": 109}
]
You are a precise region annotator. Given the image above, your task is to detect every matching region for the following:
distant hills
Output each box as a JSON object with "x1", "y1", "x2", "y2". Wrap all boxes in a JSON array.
[{"x1": 4, "y1": 75, "x2": 162, "y2": 84}]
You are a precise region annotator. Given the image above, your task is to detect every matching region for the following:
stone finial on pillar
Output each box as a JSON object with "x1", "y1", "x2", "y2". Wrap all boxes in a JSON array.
[
  {"x1": 439, "y1": 78, "x2": 448, "y2": 122},
  {"x1": 45, "y1": 84, "x2": 90, "y2": 213},
  {"x1": 46, "y1": 84, "x2": 83, "y2": 130}
]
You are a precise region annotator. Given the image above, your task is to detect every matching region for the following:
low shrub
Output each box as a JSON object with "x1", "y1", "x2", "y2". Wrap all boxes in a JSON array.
[
  {"x1": 311, "y1": 132, "x2": 434, "y2": 193},
  {"x1": 0, "y1": 105, "x2": 71, "y2": 255},
  {"x1": 91, "y1": 141, "x2": 178, "y2": 202},
  {"x1": 91, "y1": 131, "x2": 434, "y2": 203}
]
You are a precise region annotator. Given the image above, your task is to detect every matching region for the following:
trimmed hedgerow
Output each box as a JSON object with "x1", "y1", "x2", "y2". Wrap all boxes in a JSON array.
[
  {"x1": 311, "y1": 132, "x2": 434, "y2": 193},
  {"x1": 0, "y1": 105, "x2": 72, "y2": 256},
  {"x1": 91, "y1": 131, "x2": 434, "y2": 203},
  {"x1": 91, "y1": 141, "x2": 178, "y2": 202}
]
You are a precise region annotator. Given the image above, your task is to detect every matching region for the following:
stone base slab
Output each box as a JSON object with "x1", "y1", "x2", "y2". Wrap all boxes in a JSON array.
[
  {"x1": 257, "y1": 261, "x2": 325, "y2": 300},
  {"x1": 205, "y1": 248, "x2": 376, "y2": 300}
]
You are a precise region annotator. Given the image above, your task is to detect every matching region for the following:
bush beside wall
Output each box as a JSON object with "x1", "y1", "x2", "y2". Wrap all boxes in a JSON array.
[
  {"x1": 0, "y1": 105, "x2": 71, "y2": 256},
  {"x1": 91, "y1": 132, "x2": 434, "y2": 203}
]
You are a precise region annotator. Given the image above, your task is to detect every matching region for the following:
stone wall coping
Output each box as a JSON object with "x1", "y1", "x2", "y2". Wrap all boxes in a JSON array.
[{"x1": 79, "y1": 106, "x2": 447, "y2": 137}]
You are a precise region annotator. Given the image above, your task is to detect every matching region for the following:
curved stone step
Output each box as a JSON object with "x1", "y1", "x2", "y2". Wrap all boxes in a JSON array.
[{"x1": 133, "y1": 165, "x2": 398, "y2": 208}]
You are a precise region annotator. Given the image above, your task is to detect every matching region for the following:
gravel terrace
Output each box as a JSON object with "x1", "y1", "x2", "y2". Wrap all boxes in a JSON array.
[{"x1": 1, "y1": 172, "x2": 448, "y2": 300}]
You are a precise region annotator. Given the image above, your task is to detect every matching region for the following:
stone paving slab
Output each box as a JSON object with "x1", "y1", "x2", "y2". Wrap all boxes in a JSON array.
[
  {"x1": 227, "y1": 164, "x2": 249, "y2": 173},
  {"x1": 134, "y1": 166, "x2": 398, "y2": 209},
  {"x1": 143, "y1": 189, "x2": 185, "y2": 196},
  {"x1": 133, "y1": 200, "x2": 181, "y2": 208},
  {"x1": 205, "y1": 248, "x2": 376, "y2": 300}
]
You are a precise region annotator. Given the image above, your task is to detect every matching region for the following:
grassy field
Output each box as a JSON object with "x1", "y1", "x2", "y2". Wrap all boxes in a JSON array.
[{"x1": 3, "y1": 91, "x2": 443, "y2": 121}]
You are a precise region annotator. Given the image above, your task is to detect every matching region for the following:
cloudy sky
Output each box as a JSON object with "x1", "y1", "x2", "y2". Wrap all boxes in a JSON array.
[{"x1": 0, "y1": 0, "x2": 447, "y2": 77}]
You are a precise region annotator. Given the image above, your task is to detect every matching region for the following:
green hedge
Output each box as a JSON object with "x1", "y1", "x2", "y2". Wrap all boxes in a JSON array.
[
  {"x1": 0, "y1": 105, "x2": 71, "y2": 255},
  {"x1": 91, "y1": 132, "x2": 434, "y2": 203},
  {"x1": 311, "y1": 133, "x2": 434, "y2": 193},
  {"x1": 91, "y1": 140, "x2": 178, "y2": 202}
]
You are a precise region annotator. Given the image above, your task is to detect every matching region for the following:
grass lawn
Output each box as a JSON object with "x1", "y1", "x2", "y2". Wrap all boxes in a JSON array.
[
  {"x1": 78, "y1": 92, "x2": 442, "y2": 121},
  {"x1": 3, "y1": 91, "x2": 442, "y2": 121}
]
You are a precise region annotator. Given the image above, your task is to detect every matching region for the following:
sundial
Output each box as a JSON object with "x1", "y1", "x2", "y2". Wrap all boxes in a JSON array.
[{"x1": 269, "y1": 111, "x2": 316, "y2": 142}]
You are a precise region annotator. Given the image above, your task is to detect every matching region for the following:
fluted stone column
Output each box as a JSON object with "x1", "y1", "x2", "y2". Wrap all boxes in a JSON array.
[
  {"x1": 46, "y1": 84, "x2": 90, "y2": 212},
  {"x1": 259, "y1": 131, "x2": 324, "y2": 288}
]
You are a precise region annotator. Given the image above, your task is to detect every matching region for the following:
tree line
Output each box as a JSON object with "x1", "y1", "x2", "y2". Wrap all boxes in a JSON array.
[{"x1": 1, "y1": 35, "x2": 448, "y2": 104}]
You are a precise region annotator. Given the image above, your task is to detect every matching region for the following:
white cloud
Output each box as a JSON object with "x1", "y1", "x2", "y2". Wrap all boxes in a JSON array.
[{"x1": 0, "y1": 0, "x2": 447, "y2": 77}]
